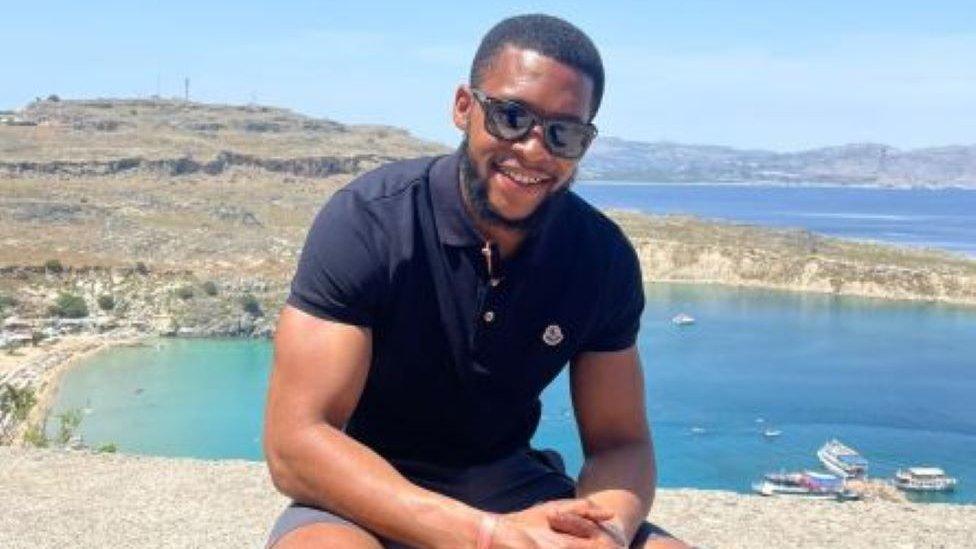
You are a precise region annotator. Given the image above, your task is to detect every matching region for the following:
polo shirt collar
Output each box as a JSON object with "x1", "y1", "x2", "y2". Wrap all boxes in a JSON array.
[{"x1": 430, "y1": 151, "x2": 486, "y2": 248}]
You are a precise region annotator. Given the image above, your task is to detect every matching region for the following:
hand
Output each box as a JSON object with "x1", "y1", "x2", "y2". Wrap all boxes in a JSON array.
[
  {"x1": 489, "y1": 500, "x2": 619, "y2": 549},
  {"x1": 546, "y1": 500, "x2": 626, "y2": 549}
]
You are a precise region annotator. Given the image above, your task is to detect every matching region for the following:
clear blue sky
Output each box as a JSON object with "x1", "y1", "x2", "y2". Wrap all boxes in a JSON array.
[{"x1": 3, "y1": 1, "x2": 973, "y2": 151}]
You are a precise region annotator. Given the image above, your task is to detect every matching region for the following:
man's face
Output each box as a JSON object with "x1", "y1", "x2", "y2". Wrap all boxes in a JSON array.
[{"x1": 453, "y1": 45, "x2": 595, "y2": 229}]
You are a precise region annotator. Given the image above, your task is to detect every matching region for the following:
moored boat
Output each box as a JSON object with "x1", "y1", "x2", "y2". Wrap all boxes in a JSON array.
[
  {"x1": 817, "y1": 439, "x2": 868, "y2": 479},
  {"x1": 894, "y1": 467, "x2": 957, "y2": 492},
  {"x1": 752, "y1": 471, "x2": 856, "y2": 500},
  {"x1": 671, "y1": 313, "x2": 695, "y2": 326}
]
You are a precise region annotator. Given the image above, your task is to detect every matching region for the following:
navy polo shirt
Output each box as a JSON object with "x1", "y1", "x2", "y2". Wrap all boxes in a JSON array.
[{"x1": 288, "y1": 151, "x2": 644, "y2": 469}]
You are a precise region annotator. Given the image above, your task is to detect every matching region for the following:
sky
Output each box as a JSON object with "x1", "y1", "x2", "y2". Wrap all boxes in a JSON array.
[{"x1": 2, "y1": 0, "x2": 974, "y2": 151}]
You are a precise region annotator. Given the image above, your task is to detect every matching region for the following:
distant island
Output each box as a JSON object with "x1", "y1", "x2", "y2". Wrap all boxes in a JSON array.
[{"x1": 579, "y1": 136, "x2": 976, "y2": 188}]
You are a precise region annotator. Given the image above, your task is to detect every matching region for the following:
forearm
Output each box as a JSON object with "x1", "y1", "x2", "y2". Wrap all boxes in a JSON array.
[
  {"x1": 575, "y1": 440, "x2": 655, "y2": 540},
  {"x1": 267, "y1": 423, "x2": 481, "y2": 549}
]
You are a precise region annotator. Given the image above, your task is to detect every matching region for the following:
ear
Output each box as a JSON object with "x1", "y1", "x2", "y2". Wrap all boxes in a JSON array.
[{"x1": 452, "y1": 84, "x2": 472, "y2": 132}]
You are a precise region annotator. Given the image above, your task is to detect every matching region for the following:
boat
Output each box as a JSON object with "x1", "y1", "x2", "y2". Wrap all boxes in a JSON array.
[
  {"x1": 690, "y1": 426, "x2": 707, "y2": 435},
  {"x1": 817, "y1": 439, "x2": 868, "y2": 479},
  {"x1": 671, "y1": 313, "x2": 695, "y2": 326},
  {"x1": 752, "y1": 471, "x2": 856, "y2": 500},
  {"x1": 762, "y1": 428, "x2": 782, "y2": 438},
  {"x1": 894, "y1": 467, "x2": 957, "y2": 492}
]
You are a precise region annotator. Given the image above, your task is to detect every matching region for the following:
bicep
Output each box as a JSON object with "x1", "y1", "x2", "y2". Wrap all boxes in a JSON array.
[
  {"x1": 265, "y1": 305, "x2": 372, "y2": 437},
  {"x1": 570, "y1": 346, "x2": 650, "y2": 456}
]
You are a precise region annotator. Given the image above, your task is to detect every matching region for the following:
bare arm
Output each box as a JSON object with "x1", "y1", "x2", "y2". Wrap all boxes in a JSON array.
[
  {"x1": 264, "y1": 305, "x2": 482, "y2": 548},
  {"x1": 570, "y1": 346, "x2": 655, "y2": 542}
]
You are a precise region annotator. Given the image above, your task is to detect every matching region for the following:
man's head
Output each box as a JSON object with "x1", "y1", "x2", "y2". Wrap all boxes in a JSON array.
[{"x1": 453, "y1": 14, "x2": 604, "y2": 232}]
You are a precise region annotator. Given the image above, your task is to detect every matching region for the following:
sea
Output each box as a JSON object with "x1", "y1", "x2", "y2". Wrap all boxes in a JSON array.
[{"x1": 47, "y1": 184, "x2": 976, "y2": 504}]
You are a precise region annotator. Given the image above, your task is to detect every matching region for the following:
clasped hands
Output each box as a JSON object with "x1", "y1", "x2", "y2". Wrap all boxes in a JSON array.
[{"x1": 490, "y1": 498, "x2": 627, "y2": 549}]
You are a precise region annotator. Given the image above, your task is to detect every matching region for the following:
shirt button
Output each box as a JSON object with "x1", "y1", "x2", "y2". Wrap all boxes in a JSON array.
[
  {"x1": 490, "y1": 278, "x2": 501, "y2": 287},
  {"x1": 483, "y1": 311, "x2": 495, "y2": 323}
]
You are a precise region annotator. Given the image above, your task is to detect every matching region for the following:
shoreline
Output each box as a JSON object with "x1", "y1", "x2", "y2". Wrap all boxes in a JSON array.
[
  {"x1": 1, "y1": 446, "x2": 973, "y2": 548},
  {"x1": 0, "y1": 333, "x2": 147, "y2": 445}
]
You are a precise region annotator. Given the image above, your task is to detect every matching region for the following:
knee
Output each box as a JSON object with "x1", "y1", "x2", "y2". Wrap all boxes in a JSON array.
[{"x1": 272, "y1": 522, "x2": 384, "y2": 549}]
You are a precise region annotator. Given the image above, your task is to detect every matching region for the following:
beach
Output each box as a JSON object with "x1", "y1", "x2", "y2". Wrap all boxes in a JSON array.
[
  {"x1": 1, "y1": 446, "x2": 973, "y2": 548},
  {"x1": 0, "y1": 334, "x2": 143, "y2": 444}
]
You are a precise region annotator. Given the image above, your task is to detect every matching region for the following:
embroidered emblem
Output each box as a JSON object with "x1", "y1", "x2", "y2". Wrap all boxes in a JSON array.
[{"x1": 542, "y1": 324, "x2": 564, "y2": 346}]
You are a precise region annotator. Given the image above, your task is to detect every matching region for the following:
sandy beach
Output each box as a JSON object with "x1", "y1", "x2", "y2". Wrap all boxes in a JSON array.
[
  {"x1": 0, "y1": 334, "x2": 144, "y2": 444},
  {"x1": 1, "y1": 446, "x2": 973, "y2": 549}
]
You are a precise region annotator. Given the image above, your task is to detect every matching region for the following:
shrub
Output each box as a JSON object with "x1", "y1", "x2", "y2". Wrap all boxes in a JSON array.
[
  {"x1": 202, "y1": 280, "x2": 219, "y2": 296},
  {"x1": 240, "y1": 293, "x2": 263, "y2": 316},
  {"x1": 23, "y1": 424, "x2": 48, "y2": 448},
  {"x1": 56, "y1": 409, "x2": 83, "y2": 445},
  {"x1": 0, "y1": 293, "x2": 16, "y2": 315},
  {"x1": 97, "y1": 294, "x2": 115, "y2": 311},
  {"x1": 0, "y1": 384, "x2": 37, "y2": 422},
  {"x1": 134, "y1": 261, "x2": 149, "y2": 275},
  {"x1": 47, "y1": 94, "x2": 61, "y2": 102},
  {"x1": 44, "y1": 259, "x2": 64, "y2": 274},
  {"x1": 49, "y1": 292, "x2": 89, "y2": 318},
  {"x1": 175, "y1": 286, "x2": 195, "y2": 300},
  {"x1": 96, "y1": 443, "x2": 118, "y2": 453}
]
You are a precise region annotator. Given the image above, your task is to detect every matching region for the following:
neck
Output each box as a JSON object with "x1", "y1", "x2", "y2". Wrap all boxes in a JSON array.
[{"x1": 458, "y1": 179, "x2": 526, "y2": 259}]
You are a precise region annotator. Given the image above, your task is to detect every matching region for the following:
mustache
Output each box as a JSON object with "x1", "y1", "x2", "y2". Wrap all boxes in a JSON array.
[{"x1": 457, "y1": 138, "x2": 572, "y2": 233}]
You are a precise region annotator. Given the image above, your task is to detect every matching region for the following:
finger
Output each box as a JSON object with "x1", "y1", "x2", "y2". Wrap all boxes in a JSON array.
[
  {"x1": 557, "y1": 499, "x2": 615, "y2": 522},
  {"x1": 548, "y1": 510, "x2": 601, "y2": 538}
]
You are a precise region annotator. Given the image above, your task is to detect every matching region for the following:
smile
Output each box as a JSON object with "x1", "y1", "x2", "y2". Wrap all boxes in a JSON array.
[{"x1": 494, "y1": 163, "x2": 552, "y2": 187}]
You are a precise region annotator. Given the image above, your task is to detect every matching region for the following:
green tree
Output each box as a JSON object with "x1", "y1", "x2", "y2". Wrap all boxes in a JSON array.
[
  {"x1": 49, "y1": 293, "x2": 89, "y2": 318},
  {"x1": 97, "y1": 294, "x2": 115, "y2": 311},
  {"x1": 202, "y1": 280, "x2": 219, "y2": 296},
  {"x1": 56, "y1": 409, "x2": 83, "y2": 445},
  {"x1": 0, "y1": 293, "x2": 16, "y2": 317},
  {"x1": 0, "y1": 384, "x2": 37, "y2": 422},
  {"x1": 23, "y1": 424, "x2": 48, "y2": 448},
  {"x1": 240, "y1": 293, "x2": 263, "y2": 316},
  {"x1": 175, "y1": 286, "x2": 195, "y2": 300},
  {"x1": 44, "y1": 259, "x2": 64, "y2": 274}
]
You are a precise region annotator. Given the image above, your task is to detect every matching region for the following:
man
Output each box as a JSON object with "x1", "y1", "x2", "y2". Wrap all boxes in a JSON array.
[{"x1": 264, "y1": 14, "x2": 688, "y2": 549}]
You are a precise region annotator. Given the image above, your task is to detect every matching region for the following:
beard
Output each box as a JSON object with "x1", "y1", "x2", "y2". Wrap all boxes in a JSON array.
[{"x1": 458, "y1": 138, "x2": 573, "y2": 233}]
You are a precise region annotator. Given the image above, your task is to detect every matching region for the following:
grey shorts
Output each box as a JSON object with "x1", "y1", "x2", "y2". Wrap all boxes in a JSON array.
[{"x1": 267, "y1": 448, "x2": 675, "y2": 548}]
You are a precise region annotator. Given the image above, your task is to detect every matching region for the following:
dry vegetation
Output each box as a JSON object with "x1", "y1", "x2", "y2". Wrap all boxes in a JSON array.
[{"x1": 1, "y1": 97, "x2": 974, "y2": 316}]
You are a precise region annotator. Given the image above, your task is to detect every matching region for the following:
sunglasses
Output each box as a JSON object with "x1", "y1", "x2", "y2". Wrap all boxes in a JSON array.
[{"x1": 470, "y1": 88, "x2": 597, "y2": 160}]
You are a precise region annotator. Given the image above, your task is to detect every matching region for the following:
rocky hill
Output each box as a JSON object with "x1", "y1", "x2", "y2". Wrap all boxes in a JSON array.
[
  {"x1": 580, "y1": 137, "x2": 976, "y2": 188},
  {"x1": 1, "y1": 97, "x2": 974, "y2": 346}
]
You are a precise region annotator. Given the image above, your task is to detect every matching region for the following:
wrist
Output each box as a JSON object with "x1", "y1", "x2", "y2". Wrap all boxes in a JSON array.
[{"x1": 476, "y1": 513, "x2": 499, "y2": 549}]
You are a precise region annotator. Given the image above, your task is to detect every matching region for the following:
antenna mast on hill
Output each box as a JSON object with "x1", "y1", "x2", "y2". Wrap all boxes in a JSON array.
[{"x1": 184, "y1": 77, "x2": 190, "y2": 102}]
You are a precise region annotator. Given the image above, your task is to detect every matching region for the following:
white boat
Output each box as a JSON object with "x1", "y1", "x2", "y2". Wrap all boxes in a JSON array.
[
  {"x1": 762, "y1": 428, "x2": 782, "y2": 438},
  {"x1": 671, "y1": 313, "x2": 695, "y2": 326},
  {"x1": 752, "y1": 471, "x2": 855, "y2": 500},
  {"x1": 894, "y1": 467, "x2": 957, "y2": 492},
  {"x1": 817, "y1": 439, "x2": 868, "y2": 478}
]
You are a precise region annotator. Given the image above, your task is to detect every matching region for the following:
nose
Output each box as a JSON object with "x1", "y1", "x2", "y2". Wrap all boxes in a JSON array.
[{"x1": 512, "y1": 123, "x2": 553, "y2": 165}]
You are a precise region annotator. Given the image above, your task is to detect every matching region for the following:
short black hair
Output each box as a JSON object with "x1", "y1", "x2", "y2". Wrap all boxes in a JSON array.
[{"x1": 469, "y1": 14, "x2": 605, "y2": 120}]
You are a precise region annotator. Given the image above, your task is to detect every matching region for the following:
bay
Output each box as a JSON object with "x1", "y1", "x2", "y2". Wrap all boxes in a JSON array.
[
  {"x1": 49, "y1": 283, "x2": 976, "y2": 504},
  {"x1": 575, "y1": 183, "x2": 976, "y2": 257}
]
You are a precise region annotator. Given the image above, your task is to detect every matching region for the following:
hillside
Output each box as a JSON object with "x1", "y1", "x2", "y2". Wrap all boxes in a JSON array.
[
  {"x1": 1, "y1": 97, "x2": 974, "y2": 337},
  {"x1": 580, "y1": 137, "x2": 976, "y2": 188}
]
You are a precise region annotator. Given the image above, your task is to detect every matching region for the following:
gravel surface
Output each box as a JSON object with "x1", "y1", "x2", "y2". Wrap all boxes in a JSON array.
[{"x1": 1, "y1": 447, "x2": 973, "y2": 548}]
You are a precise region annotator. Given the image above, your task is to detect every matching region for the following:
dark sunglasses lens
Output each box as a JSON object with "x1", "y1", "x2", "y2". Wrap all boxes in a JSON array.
[
  {"x1": 545, "y1": 121, "x2": 591, "y2": 158},
  {"x1": 488, "y1": 102, "x2": 534, "y2": 139}
]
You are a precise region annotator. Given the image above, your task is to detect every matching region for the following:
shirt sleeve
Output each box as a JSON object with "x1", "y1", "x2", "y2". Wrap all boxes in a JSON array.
[
  {"x1": 580, "y1": 237, "x2": 645, "y2": 353},
  {"x1": 286, "y1": 189, "x2": 386, "y2": 327}
]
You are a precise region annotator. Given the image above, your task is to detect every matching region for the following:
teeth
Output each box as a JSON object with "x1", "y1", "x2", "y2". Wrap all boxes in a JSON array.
[{"x1": 498, "y1": 166, "x2": 547, "y2": 185}]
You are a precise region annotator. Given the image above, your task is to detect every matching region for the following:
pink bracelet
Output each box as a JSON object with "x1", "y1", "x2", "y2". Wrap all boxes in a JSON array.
[{"x1": 476, "y1": 514, "x2": 499, "y2": 549}]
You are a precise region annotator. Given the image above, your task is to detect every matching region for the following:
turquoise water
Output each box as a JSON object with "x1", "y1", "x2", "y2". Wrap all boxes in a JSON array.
[{"x1": 49, "y1": 283, "x2": 976, "y2": 504}]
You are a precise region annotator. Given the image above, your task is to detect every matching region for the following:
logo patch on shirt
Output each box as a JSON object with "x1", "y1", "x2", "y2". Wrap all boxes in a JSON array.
[{"x1": 542, "y1": 324, "x2": 564, "y2": 346}]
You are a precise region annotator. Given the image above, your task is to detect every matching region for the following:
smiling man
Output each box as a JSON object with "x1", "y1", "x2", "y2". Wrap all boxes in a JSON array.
[{"x1": 264, "y1": 14, "x2": 688, "y2": 549}]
